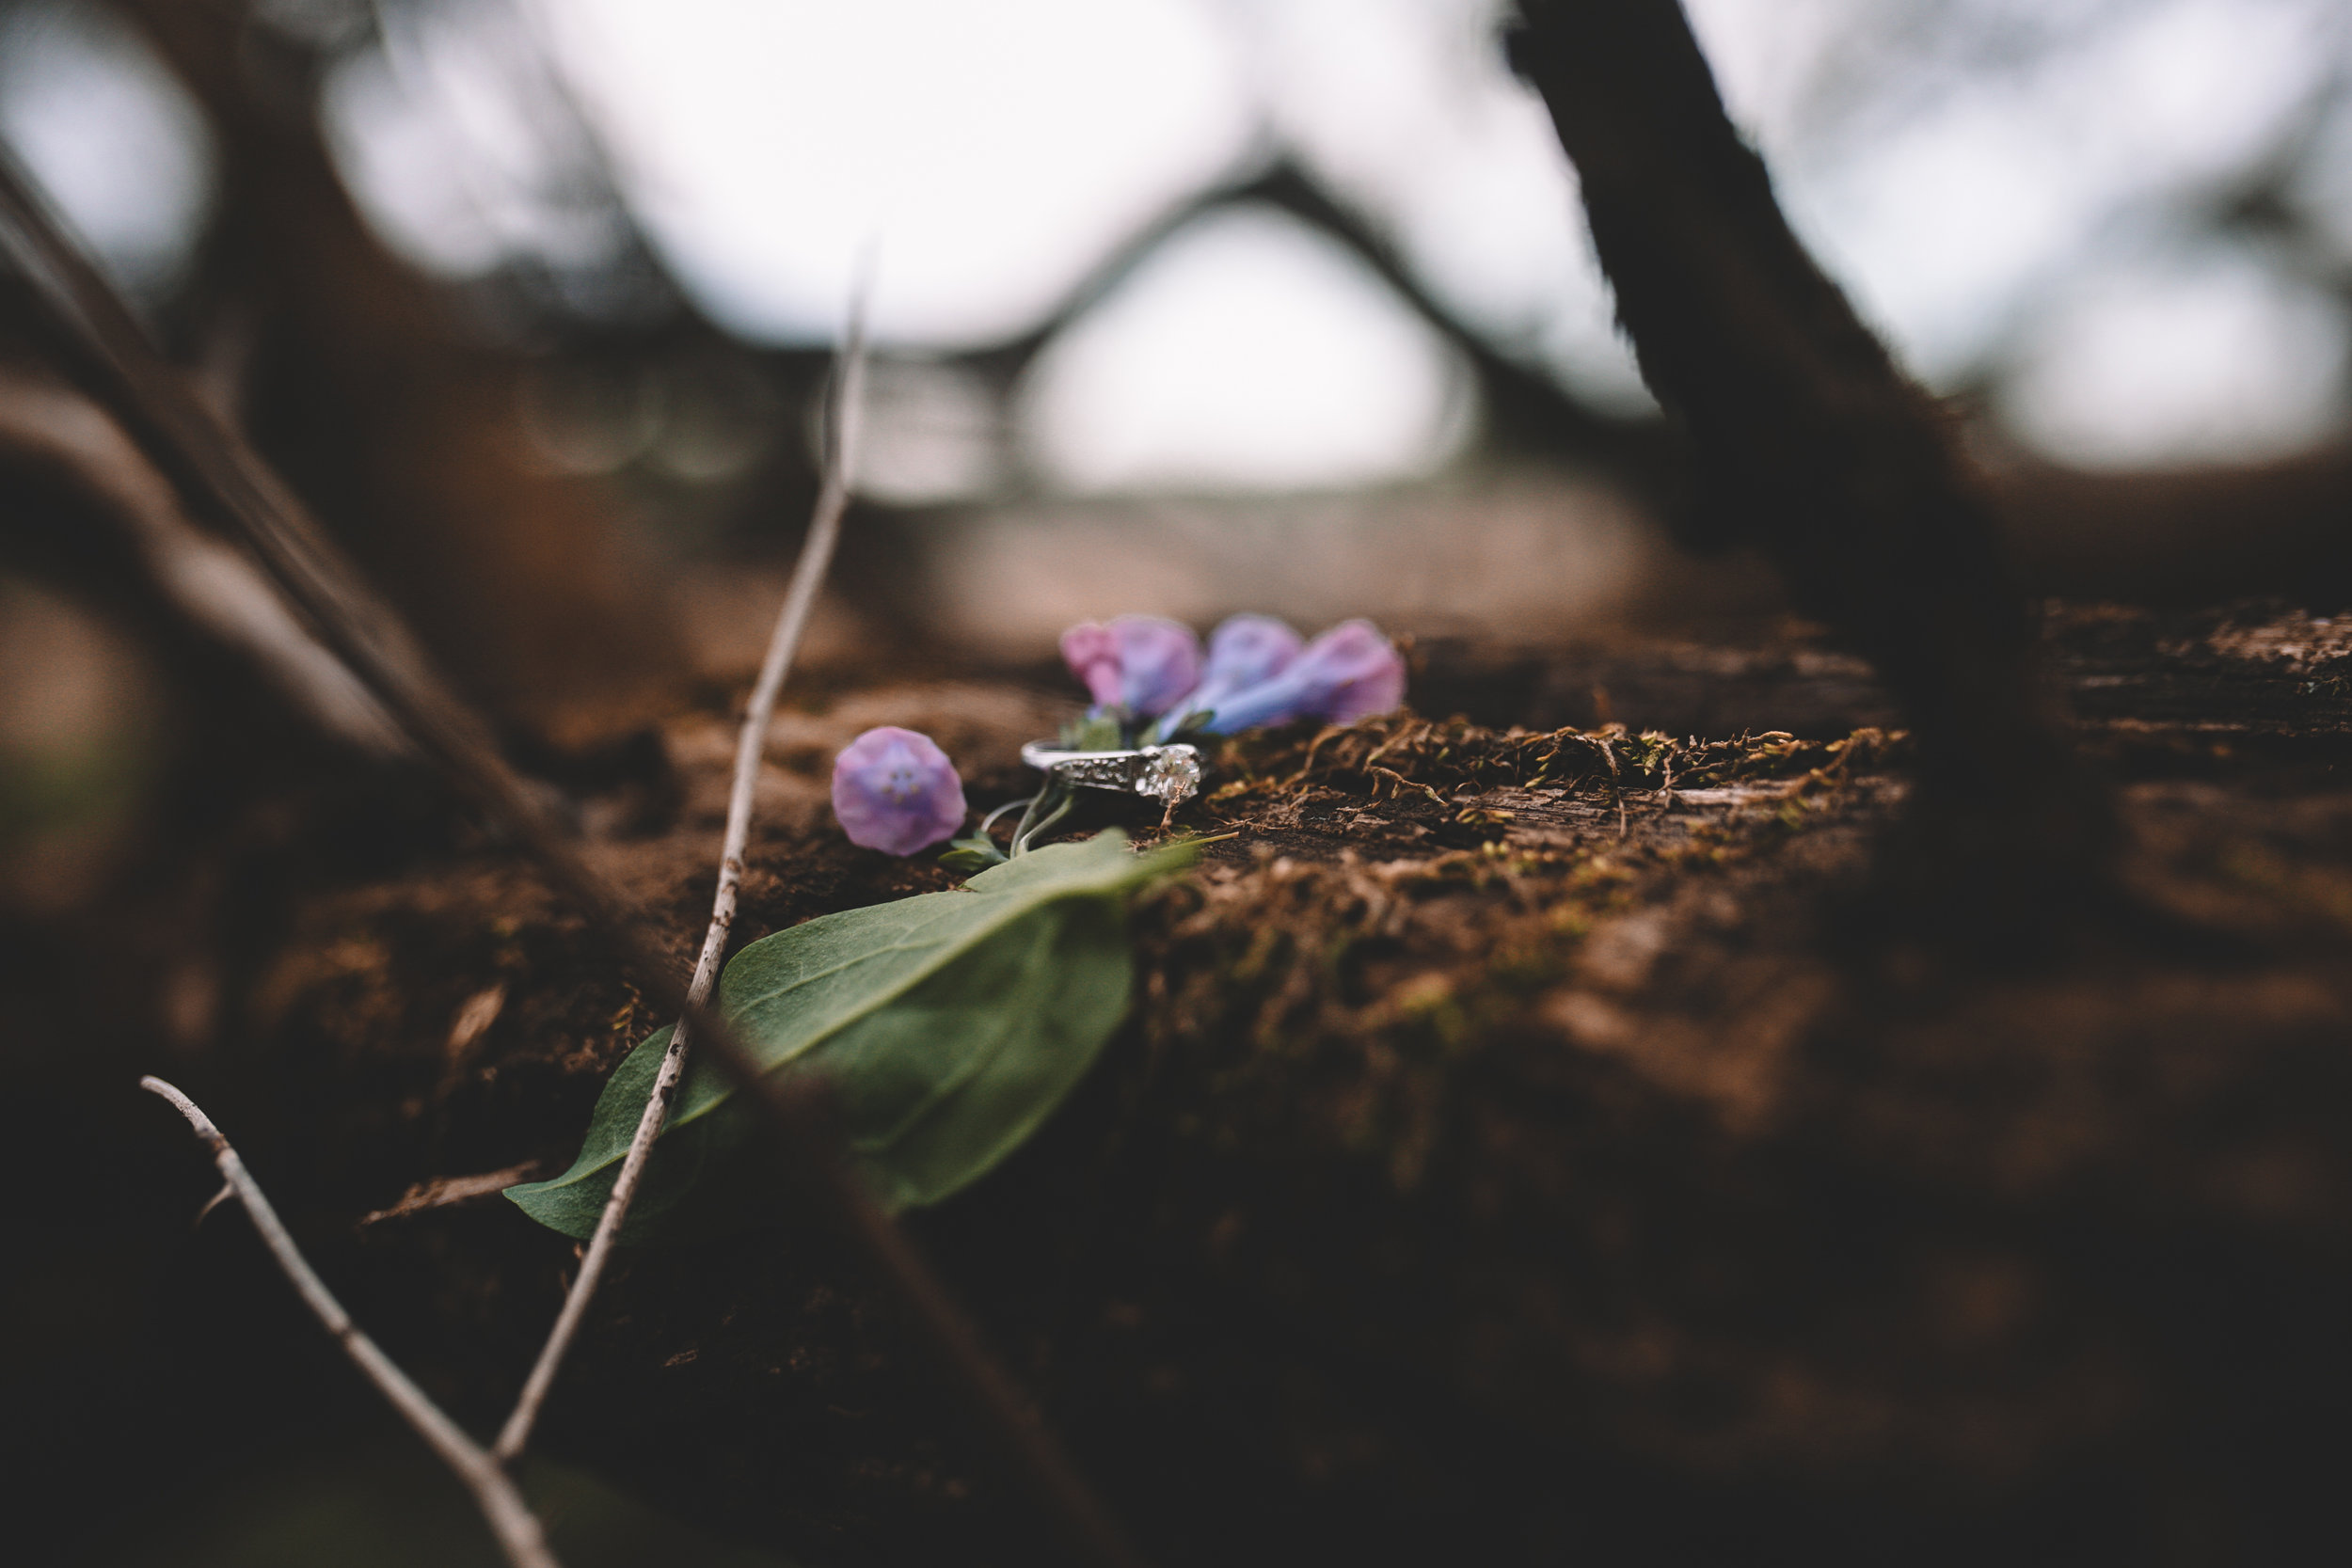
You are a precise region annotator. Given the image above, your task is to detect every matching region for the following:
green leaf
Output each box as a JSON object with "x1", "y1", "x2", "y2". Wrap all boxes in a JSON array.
[
  {"x1": 1059, "y1": 710, "x2": 1127, "y2": 751},
  {"x1": 509, "y1": 832, "x2": 1192, "y2": 1241},
  {"x1": 1157, "y1": 705, "x2": 1213, "y2": 740},
  {"x1": 938, "y1": 833, "x2": 1009, "y2": 874}
]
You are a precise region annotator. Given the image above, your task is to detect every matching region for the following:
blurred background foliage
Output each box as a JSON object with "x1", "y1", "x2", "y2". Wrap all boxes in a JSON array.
[
  {"x1": 9, "y1": 0, "x2": 2351, "y2": 552},
  {"x1": 12, "y1": 0, "x2": 2352, "y2": 477}
]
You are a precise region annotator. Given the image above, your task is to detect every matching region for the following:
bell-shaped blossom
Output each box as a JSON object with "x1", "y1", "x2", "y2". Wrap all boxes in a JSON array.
[
  {"x1": 1059, "y1": 614, "x2": 1201, "y2": 718},
  {"x1": 1156, "y1": 613, "x2": 1304, "y2": 737},
  {"x1": 1192, "y1": 619, "x2": 1406, "y2": 734},
  {"x1": 832, "y1": 726, "x2": 967, "y2": 855}
]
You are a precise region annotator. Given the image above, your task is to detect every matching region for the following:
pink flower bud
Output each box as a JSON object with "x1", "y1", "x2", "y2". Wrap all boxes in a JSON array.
[{"x1": 1058, "y1": 614, "x2": 1202, "y2": 718}]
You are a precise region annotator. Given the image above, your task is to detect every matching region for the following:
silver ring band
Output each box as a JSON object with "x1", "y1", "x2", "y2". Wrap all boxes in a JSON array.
[{"x1": 1021, "y1": 741, "x2": 1203, "y2": 805}]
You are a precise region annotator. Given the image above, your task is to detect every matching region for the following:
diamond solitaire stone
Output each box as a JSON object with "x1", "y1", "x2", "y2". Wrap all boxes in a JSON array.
[{"x1": 1136, "y1": 745, "x2": 1202, "y2": 806}]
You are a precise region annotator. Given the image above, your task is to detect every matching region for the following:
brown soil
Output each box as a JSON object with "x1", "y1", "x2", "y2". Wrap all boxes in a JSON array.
[{"x1": 14, "y1": 602, "x2": 2352, "y2": 1566}]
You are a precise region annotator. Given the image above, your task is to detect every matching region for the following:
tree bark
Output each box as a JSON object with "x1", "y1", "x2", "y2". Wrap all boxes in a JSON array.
[{"x1": 1508, "y1": 0, "x2": 2112, "y2": 916}]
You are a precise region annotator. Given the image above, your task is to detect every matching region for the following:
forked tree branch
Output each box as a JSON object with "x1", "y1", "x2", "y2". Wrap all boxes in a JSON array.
[
  {"x1": 495, "y1": 308, "x2": 870, "y2": 1464},
  {"x1": 139, "y1": 1077, "x2": 562, "y2": 1568},
  {"x1": 0, "y1": 151, "x2": 1143, "y2": 1568},
  {"x1": 1508, "y1": 0, "x2": 2111, "y2": 902}
]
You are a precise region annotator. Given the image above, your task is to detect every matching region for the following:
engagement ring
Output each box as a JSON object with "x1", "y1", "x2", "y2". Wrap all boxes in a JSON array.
[{"x1": 1020, "y1": 741, "x2": 1204, "y2": 807}]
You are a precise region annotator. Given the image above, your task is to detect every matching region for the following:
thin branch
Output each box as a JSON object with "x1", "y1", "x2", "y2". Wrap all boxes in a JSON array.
[
  {"x1": 961, "y1": 157, "x2": 1670, "y2": 478},
  {"x1": 0, "y1": 369, "x2": 401, "y2": 754},
  {"x1": 358, "y1": 1164, "x2": 541, "y2": 1228},
  {"x1": 495, "y1": 304, "x2": 870, "y2": 1464},
  {"x1": 0, "y1": 152, "x2": 1146, "y2": 1568},
  {"x1": 139, "y1": 1077, "x2": 562, "y2": 1568}
]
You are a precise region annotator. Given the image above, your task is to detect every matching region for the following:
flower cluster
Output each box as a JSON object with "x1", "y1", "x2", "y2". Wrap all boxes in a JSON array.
[
  {"x1": 1057, "y1": 611, "x2": 1404, "y2": 740},
  {"x1": 829, "y1": 612, "x2": 1404, "y2": 859}
]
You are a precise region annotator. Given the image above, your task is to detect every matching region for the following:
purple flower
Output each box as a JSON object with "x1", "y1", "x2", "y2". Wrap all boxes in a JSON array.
[
  {"x1": 1192, "y1": 619, "x2": 1406, "y2": 734},
  {"x1": 1156, "y1": 613, "x2": 1304, "y2": 737},
  {"x1": 831, "y1": 726, "x2": 967, "y2": 855},
  {"x1": 1059, "y1": 615, "x2": 1201, "y2": 718}
]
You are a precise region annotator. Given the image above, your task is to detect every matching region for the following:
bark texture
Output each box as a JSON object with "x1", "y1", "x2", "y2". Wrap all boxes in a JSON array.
[{"x1": 1509, "y1": 0, "x2": 2110, "y2": 910}]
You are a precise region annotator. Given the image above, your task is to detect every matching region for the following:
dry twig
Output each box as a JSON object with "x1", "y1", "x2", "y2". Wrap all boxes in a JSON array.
[
  {"x1": 494, "y1": 307, "x2": 870, "y2": 1463},
  {"x1": 0, "y1": 152, "x2": 1144, "y2": 1568},
  {"x1": 358, "y1": 1164, "x2": 541, "y2": 1228},
  {"x1": 138, "y1": 1077, "x2": 562, "y2": 1568}
]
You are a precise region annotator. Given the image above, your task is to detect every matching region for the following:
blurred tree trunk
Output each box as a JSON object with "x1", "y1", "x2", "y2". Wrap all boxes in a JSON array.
[
  {"x1": 1509, "y1": 0, "x2": 2115, "y2": 930},
  {"x1": 114, "y1": 0, "x2": 680, "y2": 747}
]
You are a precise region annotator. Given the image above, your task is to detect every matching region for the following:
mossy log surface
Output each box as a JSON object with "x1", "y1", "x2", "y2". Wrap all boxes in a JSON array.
[{"x1": 18, "y1": 603, "x2": 2352, "y2": 1566}]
